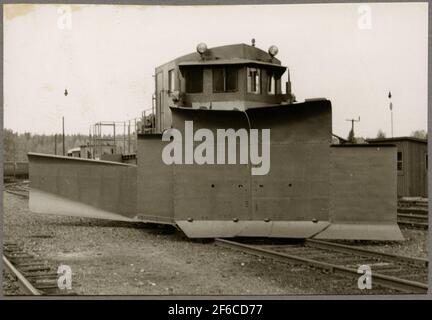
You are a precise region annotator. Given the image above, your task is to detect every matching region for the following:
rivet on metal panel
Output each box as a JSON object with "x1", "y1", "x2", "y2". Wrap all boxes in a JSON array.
[
  {"x1": 289, "y1": 183, "x2": 292, "y2": 187},
  {"x1": 211, "y1": 184, "x2": 215, "y2": 188},
  {"x1": 264, "y1": 218, "x2": 271, "y2": 222},
  {"x1": 233, "y1": 218, "x2": 239, "y2": 222},
  {"x1": 187, "y1": 218, "x2": 194, "y2": 222}
]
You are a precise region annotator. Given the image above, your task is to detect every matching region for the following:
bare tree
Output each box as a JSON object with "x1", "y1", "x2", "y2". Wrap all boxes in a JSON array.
[
  {"x1": 376, "y1": 129, "x2": 386, "y2": 139},
  {"x1": 411, "y1": 129, "x2": 427, "y2": 139},
  {"x1": 347, "y1": 128, "x2": 355, "y2": 143}
]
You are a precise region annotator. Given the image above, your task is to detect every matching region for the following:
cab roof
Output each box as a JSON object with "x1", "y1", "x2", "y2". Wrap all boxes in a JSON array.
[{"x1": 156, "y1": 43, "x2": 284, "y2": 71}]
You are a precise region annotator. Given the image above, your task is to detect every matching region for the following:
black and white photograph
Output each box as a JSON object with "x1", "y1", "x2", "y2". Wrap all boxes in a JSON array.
[{"x1": 1, "y1": 1, "x2": 429, "y2": 299}]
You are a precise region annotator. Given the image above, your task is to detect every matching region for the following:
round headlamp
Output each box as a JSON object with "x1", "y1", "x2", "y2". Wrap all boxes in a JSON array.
[
  {"x1": 196, "y1": 43, "x2": 208, "y2": 55},
  {"x1": 268, "y1": 45, "x2": 279, "y2": 57}
]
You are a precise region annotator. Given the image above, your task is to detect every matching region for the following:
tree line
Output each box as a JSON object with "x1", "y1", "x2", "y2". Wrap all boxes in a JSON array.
[{"x1": 3, "y1": 129, "x2": 90, "y2": 162}]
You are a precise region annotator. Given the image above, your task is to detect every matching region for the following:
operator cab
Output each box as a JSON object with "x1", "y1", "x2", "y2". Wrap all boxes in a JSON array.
[{"x1": 150, "y1": 42, "x2": 295, "y2": 133}]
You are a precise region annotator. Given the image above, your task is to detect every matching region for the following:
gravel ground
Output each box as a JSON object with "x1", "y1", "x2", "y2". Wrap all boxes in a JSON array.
[
  {"x1": 2, "y1": 191, "x2": 426, "y2": 296},
  {"x1": 328, "y1": 228, "x2": 428, "y2": 259},
  {"x1": 2, "y1": 271, "x2": 23, "y2": 295}
]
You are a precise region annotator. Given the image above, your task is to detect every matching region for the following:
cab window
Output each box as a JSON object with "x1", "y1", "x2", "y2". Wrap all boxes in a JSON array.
[
  {"x1": 168, "y1": 69, "x2": 175, "y2": 92},
  {"x1": 185, "y1": 67, "x2": 203, "y2": 93},
  {"x1": 213, "y1": 67, "x2": 238, "y2": 93},
  {"x1": 247, "y1": 67, "x2": 261, "y2": 94},
  {"x1": 267, "y1": 70, "x2": 281, "y2": 95},
  {"x1": 268, "y1": 73, "x2": 275, "y2": 94}
]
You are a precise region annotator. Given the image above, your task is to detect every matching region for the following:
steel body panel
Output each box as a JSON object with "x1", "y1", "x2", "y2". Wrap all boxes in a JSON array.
[
  {"x1": 247, "y1": 101, "x2": 331, "y2": 222},
  {"x1": 27, "y1": 99, "x2": 403, "y2": 240},
  {"x1": 177, "y1": 220, "x2": 330, "y2": 238},
  {"x1": 170, "y1": 101, "x2": 333, "y2": 238},
  {"x1": 28, "y1": 153, "x2": 137, "y2": 218},
  {"x1": 328, "y1": 146, "x2": 397, "y2": 223},
  {"x1": 136, "y1": 135, "x2": 175, "y2": 223},
  {"x1": 30, "y1": 189, "x2": 136, "y2": 222},
  {"x1": 314, "y1": 223, "x2": 404, "y2": 241},
  {"x1": 315, "y1": 145, "x2": 404, "y2": 240},
  {"x1": 171, "y1": 108, "x2": 251, "y2": 221}
]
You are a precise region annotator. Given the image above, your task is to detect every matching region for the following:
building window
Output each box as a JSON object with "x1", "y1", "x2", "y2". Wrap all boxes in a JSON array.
[
  {"x1": 247, "y1": 67, "x2": 261, "y2": 94},
  {"x1": 168, "y1": 69, "x2": 175, "y2": 92},
  {"x1": 213, "y1": 67, "x2": 238, "y2": 93},
  {"x1": 397, "y1": 151, "x2": 403, "y2": 171},
  {"x1": 184, "y1": 67, "x2": 203, "y2": 93}
]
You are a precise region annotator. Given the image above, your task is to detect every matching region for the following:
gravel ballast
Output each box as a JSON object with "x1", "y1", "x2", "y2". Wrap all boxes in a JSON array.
[{"x1": 2, "y1": 191, "x2": 426, "y2": 296}]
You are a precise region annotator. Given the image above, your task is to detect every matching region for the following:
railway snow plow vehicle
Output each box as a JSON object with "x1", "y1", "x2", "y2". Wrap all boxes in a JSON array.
[{"x1": 28, "y1": 43, "x2": 403, "y2": 241}]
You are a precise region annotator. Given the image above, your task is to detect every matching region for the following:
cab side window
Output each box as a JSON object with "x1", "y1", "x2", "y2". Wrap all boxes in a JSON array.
[
  {"x1": 247, "y1": 67, "x2": 261, "y2": 94},
  {"x1": 268, "y1": 72, "x2": 275, "y2": 95},
  {"x1": 168, "y1": 69, "x2": 175, "y2": 92},
  {"x1": 185, "y1": 67, "x2": 203, "y2": 93},
  {"x1": 267, "y1": 70, "x2": 281, "y2": 95}
]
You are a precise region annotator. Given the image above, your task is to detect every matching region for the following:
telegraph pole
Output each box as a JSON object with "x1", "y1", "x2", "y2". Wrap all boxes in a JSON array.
[
  {"x1": 345, "y1": 116, "x2": 361, "y2": 143},
  {"x1": 388, "y1": 91, "x2": 393, "y2": 137},
  {"x1": 62, "y1": 116, "x2": 65, "y2": 156},
  {"x1": 63, "y1": 88, "x2": 68, "y2": 156}
]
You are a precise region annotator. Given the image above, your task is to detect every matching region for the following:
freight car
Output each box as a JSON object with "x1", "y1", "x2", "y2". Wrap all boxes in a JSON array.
[
  {"x1": 28, "y1": 42, "x2": 403, "y2": 241},
  {"x1": 3, "y1": 161, "x2": 29, "y2": 181}
]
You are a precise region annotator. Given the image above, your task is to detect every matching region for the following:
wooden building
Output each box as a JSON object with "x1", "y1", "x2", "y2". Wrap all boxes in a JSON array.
[{"x1": 367, "y1": 137, "x2": 428, "y2": 198}]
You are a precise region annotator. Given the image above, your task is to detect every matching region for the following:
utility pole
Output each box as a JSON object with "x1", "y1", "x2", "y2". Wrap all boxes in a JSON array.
[
  {"x1": 345, "y1": 116, "x2": 361, "y2": 143},
  {"x1": 63, "y1": 88, "x2": 68, "y2": 156},
  {"x1": 128, "y1": 120, "x2": 131, "y2": 154},
  {"x1": 62, "y1": 116, "x2": 65, "y2": 156},
  {"x1": 388, "y1": 91, "x2": 393, "y2": 138}
]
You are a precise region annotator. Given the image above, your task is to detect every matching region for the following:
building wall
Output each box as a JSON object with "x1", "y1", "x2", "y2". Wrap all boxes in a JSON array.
[
  {"x1": 407, "y1": 141, "x2": 428, "y2": 197},
  {"x1": 392, "y1": 140, "x2": 424, "y2": 197},
  {"x1": 368, "y1": 139, "x2": 427, "y2": 197}
]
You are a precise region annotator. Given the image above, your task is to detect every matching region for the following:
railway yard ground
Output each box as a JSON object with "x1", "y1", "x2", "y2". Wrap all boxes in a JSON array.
[{"x1": 2, "y1": 187, "x2": 428, "y2": 296}]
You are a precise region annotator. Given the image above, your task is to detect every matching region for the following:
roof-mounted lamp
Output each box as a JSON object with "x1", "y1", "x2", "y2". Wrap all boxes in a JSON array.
[
  {"x1": 268, "y1": 45, "x2": 279, "y2": 57},
  {"x1": 196, "y1": 43, "x2": 208, "y2": 58}
]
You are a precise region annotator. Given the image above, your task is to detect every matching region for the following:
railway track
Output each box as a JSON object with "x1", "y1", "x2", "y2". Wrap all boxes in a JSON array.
[
  {"x1": 397, "y1": 213, "x2": 428, "y2": 229},
  {"x1": 3, "y1": 242, "x2": 75, "y2": 295},
  {"x1": 397, "y1": 199, "x2": 428, "y2": 229},
  {"x1": 215, "y1": 238, "x2": 428, "y2": 294},
  {"x1": 4, "y1": 181, "x2": 30, "y2": 198}
]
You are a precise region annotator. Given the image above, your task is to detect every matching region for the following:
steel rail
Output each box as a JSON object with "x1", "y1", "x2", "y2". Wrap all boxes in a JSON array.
[
  {"x1": 5, "y1": 190, "x2": 29, "y2": 198},
  {"x1": 2, "y1": 255, "x2": 41, "y2": 295},
  {"x1": 397, "y1": 220, "x2": 428, "y2": 229},
  {"x1": 397, "y1": 213, "x2": 428, "y2": 220},
  {"x1": 215, "y1": 238, "x2": 428, "y2": 294},
  {"x1": 305, "y1": 239, "x2": 428, "y2": 267}
]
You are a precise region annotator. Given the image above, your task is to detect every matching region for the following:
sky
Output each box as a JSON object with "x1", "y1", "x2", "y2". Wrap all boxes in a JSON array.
[{"x1": 3, "y1": 3, "x2": 428, "y2": 138}]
